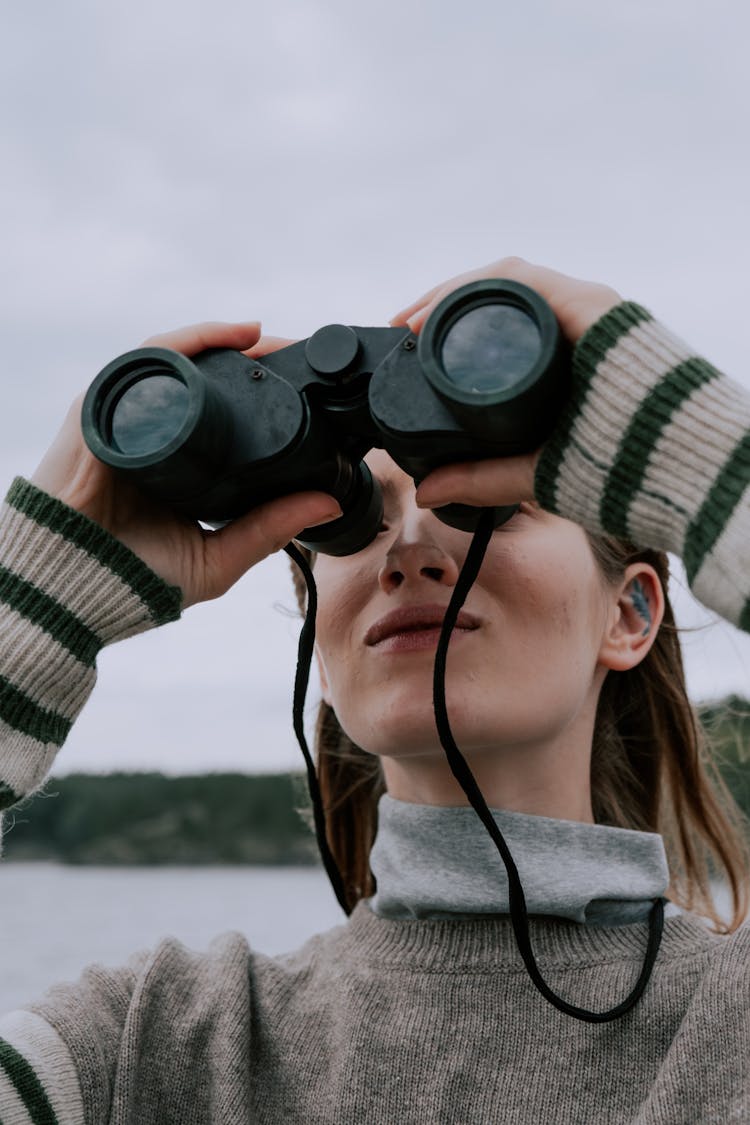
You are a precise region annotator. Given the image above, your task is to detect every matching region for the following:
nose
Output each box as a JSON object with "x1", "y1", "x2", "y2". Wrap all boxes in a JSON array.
[{"x1": 377, "y1": 511, "x2": 461, "y2": 594}]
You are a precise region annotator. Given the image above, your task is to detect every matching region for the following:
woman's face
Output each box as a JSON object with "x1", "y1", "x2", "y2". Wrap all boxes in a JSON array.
[{"x1": 312, "y1": 451, "x2": 626, "y2": 808}]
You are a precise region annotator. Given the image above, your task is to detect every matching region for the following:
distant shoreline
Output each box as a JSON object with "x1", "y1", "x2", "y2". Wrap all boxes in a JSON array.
[
  {"x1": 2, "y1": 770, "x2": 319, "y2": 866},
  {"x1": 3, "y1": 696, "x2": 748, "y2": 865}
]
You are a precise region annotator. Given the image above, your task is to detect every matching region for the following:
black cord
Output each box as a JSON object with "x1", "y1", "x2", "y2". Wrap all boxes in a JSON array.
[
  {"x1": 431, "y1": 508, "x2": 665, "y2": 1023},
  {"x1": 284, "y1": 541, "x2": 350, "y2": 915},
  {"x1": 286, "y1": 518, "x2": 665, "y2": 1021}
]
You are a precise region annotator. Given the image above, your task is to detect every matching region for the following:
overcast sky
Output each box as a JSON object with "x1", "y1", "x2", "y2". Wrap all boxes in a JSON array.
[{"x1": 1, "y1": 0, "x2": 749, "y2": 776}]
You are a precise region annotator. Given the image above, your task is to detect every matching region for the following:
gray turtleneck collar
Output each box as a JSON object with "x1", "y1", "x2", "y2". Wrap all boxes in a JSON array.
[{"x1": 368, "y1": 794, "x2": 672, "y2": 926}]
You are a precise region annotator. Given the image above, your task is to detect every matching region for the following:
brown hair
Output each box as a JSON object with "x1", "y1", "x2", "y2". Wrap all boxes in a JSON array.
[{"x1": 290, "y1": 537, "x2": 750, "y2": 929}]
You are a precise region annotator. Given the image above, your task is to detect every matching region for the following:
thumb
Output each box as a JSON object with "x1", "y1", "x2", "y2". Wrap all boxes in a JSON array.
[
  {"x1": 415, "y1": 454, "x2": 538, "y2": 510},
  {"x1": 191, "y1": 492, "x2": 342, "y2": 604}
]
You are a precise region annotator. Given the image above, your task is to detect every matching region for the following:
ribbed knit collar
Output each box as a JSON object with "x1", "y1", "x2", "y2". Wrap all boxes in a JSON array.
[{"x1": 368, "y1": 794, "x2": 671, "y2": 926}]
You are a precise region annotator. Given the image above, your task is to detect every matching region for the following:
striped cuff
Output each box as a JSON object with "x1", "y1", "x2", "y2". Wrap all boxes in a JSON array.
[
  {"x1": 535, "y1": 303, "x2": 750, "y2": 630},
  {"x1": 0, "y1": 1011, "x2": 84, "y2": 1125},
  {"x1": 0, "y1": 479, "x2": 182, "y2": 810}
]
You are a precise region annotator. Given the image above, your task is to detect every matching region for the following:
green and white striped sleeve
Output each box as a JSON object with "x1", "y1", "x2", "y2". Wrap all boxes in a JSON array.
[
  {"x1": 535, "y1": 302, "x2": 750, "y2": 631},
  {"x1": 0, "y1": 1011, "x2": 84, "y2": 1124},
  {"x1": 0, "y1": 477, "x2": 182, "y2": 814}
]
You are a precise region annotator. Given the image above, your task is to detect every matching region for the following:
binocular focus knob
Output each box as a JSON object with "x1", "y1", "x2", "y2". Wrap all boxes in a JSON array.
[{"x1": 305, "y1": 324, "x2": 360, "y2": 379}]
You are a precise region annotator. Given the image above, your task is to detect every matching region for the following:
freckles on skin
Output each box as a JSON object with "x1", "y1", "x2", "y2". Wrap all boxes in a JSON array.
[
  {"x1": 313, "y1": 483, "x2": 615, "y2": 765},
  {"x1": 481, "y1": 534, "x2": 596, "y2": 640},
  {"x1": 471, "y1": 527, "x2": 607, "y2": 708}
]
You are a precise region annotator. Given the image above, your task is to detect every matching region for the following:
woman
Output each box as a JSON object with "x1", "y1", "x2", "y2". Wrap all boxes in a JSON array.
[{"x1": 0, "y1": 259, "x2": 748, "y2": 1123}]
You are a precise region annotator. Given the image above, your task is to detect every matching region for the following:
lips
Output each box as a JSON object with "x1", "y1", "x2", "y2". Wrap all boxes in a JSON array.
[{"x1": 364, "y1": 604, "x2": 480, "y2": 647}]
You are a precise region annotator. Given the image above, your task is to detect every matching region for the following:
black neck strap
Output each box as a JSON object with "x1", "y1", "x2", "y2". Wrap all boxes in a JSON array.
[
  {"x1": 285, "y1": 518, "x2": 665, "y2": 1023},
  {"x1": 284, "y1": 541, "x2": 349, "y2": 914}
]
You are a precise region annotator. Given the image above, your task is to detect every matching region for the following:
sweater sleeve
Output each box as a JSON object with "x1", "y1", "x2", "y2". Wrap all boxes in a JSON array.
[
  {"x1": 0, "y1": 477, "x2": 182, "y2": 815},
  {"x1": 0, "y1": 945, "x2": 152, "y2": 1125},
  {"x1": 534, "y1": 303, "x2": 750, "y2": 632},
  {"x1": 0, "y1": 933, "x2": 251, "y2": 1125},
  {"x1": 0, "y1": 1011, "x2": 85, "y2": 1124}
]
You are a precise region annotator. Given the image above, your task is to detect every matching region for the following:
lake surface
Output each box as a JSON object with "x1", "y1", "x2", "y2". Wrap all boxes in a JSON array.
[
  {"x1": 0, "y1": 863, "x2": 345, "y2": 1011},
  {"x1": 0, "y1": 864, "x2": 739, "y2": 1014}
]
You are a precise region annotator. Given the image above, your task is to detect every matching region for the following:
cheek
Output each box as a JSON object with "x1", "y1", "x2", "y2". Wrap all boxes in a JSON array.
[
  {"x1": 480, "y1": 542, "x2": 601, "y2": 649},
  {"x1": 313, "y1": 558, "x2": 372, "y2": 689}
]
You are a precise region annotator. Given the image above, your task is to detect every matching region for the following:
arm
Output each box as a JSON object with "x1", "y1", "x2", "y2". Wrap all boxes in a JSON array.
[
  {"x1": 535, "y1": 301, "x2": 749, "y2": 630},
  {"x1": 0, "y1": 1010, "x2": 85, "y2": 1124},
  {"x1": 0, "y1": 478, "x2": 182, "y2": 814},
  {"x1": 0, "y1": 320, "x2": 341, "y2": 818},
  {"x1": 0, "y1": 321, "x2": 341, "y2": 1122},
  {"x1": 396, "y1": 258, "x2": 750, "y2": 632}
]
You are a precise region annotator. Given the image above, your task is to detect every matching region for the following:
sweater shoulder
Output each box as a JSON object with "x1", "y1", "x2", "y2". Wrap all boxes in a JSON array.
[
  {"x1": 8, "y1": 914, "x2": 750, "y2": 1124},
  {"x1": 26, "y1": 931, "x2": 254, "y2": 1124}
]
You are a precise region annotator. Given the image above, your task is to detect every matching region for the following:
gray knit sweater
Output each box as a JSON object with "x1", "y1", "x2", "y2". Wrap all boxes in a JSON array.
[{"x1": 0, "y1": 303, "x2": 749, "y2": 1123}]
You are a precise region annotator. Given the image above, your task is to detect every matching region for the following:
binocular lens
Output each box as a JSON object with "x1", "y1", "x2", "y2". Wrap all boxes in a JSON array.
[
  {"x1": 111, "y1": 374, "x2": 192, "y2": 456},
  {"x1": 440, "y1": 304, "x2": 541, "y2": 394}
]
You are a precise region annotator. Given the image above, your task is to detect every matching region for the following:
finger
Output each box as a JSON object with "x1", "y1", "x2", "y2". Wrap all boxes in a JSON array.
[
  {"x1": 441, "y1": 258, "x2": 620, "y2": 340},
  {"x1": 415, "y1": 455, "x2": 538, "y2": 510},
  {"x1": 194, "y1": 492, "x2": 342, "y2": 604},
  {"x1": 245, "y1": 335, "x2": 299, "y2": 359},
  {"x1": 394, "y1": 258, "x2": 621, "y2": 343},
  {"x1": 390, "y1": 281, "x2": 447, "y2": 326},
  {"x1": 389, "y1": 260, "x2": 509, "y2": 328},
  {"x1": 403, "y1": 304, "x2": 435, "y2": 333},
  {"x1": 141, "y1": 321, "x2": 262, "y2": 357},
  {"x1": 391, "y1": 259, "x2": 550, "y2": 332}
]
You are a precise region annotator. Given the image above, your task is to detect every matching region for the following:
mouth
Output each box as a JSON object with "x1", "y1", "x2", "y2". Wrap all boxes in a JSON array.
[{"x1": 364, "y1": 604, "x2": 481, "y2": 650}]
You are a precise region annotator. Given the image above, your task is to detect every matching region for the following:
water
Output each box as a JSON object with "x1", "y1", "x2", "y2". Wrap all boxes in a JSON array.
[
  {"x1": 1, "y1": 865, "x2": 741, "y2": 1014},
  {"x1": 0, "y1": 863, "x2": 344, "y2": 1011}
]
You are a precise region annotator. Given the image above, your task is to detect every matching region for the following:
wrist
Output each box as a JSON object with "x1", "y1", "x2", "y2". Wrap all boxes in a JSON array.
[
  {"x1": 0, "y1": 479, "x2": 182, "y2": 810},
  {"x1": 2, "y1": 478, "x2": 182, "y2": 643},
  {"x1": 534, "y1": 302, "x2": 743, "y2": 561}
]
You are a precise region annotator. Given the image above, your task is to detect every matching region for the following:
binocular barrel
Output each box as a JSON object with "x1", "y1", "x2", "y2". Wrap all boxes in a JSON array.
[{"x1": 82, "y1": 280, "x2": 568, "y2": 555}]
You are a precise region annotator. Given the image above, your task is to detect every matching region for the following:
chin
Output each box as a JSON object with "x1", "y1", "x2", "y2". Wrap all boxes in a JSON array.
[
  {"x1": 340, "y1": 714, "x2": 439, "y2": 759},
  {"x1": 338, "y1": 698, "x2": 502, "y2": 760}
]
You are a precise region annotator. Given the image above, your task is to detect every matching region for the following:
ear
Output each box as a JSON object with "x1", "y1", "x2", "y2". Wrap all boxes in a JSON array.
[
  {"x1": 315, "y1": 644, "x2": 333, "y2": 706},
  {"x1": 598, "y1": 562, "x2": 665, "y2": 673}
]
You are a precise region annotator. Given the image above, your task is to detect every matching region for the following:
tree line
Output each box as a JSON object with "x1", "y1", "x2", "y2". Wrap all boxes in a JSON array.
[
  {"x1": 2, "y1": 695, "x2": 749, "y2": 865},
  {"x1": 2, "y1": 771, "x2": 318, "y2": 865}
]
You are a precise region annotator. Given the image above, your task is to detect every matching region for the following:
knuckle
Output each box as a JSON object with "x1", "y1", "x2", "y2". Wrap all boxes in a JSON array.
[{"x1": 496, "y1": 255, "x2": 528, "y2": 274}]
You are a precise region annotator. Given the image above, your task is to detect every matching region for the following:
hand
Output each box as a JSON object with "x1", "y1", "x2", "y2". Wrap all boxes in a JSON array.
[
  {"x1": 390, "y1": 256, "x2": 622, "y2": 512},
  {"x1": 32, "y1": 322, "x2": 341, "y2": 607},
  {"x1": 390, "y1": 255, "x2": 621, "y2": 341}
]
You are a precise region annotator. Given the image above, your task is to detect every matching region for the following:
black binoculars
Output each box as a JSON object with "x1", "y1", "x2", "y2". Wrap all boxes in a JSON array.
[{"x1": 81, "y1": 279, "x2": 568, "y2": 555}]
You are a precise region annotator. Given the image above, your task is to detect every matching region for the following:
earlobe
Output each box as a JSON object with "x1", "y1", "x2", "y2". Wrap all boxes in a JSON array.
[{"x1": 599, "y1": 563, "x2": 665, "y2": 673}]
